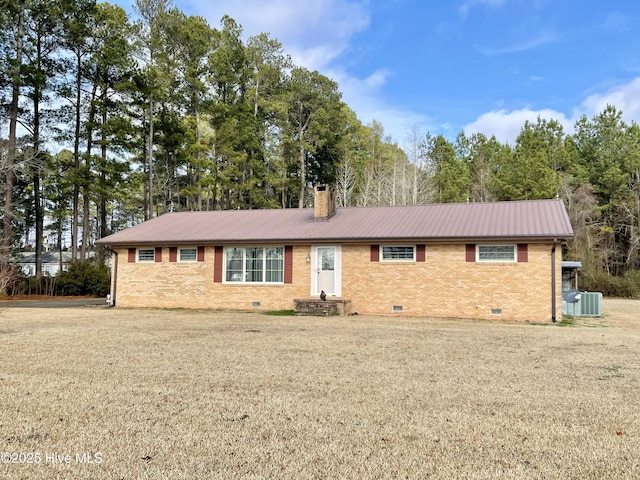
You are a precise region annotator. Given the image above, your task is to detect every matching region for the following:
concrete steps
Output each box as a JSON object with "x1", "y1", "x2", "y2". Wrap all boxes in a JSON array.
[{"x1": 293, "y1": 298, "x2": 351, "y2": 316}]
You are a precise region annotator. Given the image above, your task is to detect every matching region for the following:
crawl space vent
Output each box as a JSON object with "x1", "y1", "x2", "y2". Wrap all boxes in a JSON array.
[
  {"x1": 392, "y1": 305, "x2": 403, "y2": 312},
  {"x1": 490, "y1": 308, "x2": 502, "y2": 315}
]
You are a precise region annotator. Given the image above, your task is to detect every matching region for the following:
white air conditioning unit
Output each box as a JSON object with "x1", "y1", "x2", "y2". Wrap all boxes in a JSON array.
[
  {"x1": 562, "y1": 291, "x2": 602, "y2": 317},
  {"x1": 579, "y1": 292, "x2": 602, "y2": 317}
]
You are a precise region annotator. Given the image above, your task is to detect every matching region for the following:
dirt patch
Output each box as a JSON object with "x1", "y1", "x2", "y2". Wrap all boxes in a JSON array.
[{"x1": 1, "y1": 304, "x2": 639, "y2": 479}]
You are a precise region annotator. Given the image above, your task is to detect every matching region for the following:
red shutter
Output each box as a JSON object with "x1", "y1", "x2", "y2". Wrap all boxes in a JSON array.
[
  {"x1": 466, "y1": 244, "x2": 476, "y2": 262},
  {"x1": 155, "y1": 247, "x2": 162, "y2": 262},
  {"x1": 128, "y1": 248, "x2": 136, "y2": 262},
  {"x1": 197, "y1": 246, "x2": 205, "y2": 262},
  {"x1": 284, "y1": 246, "x2": 293, "y2": 283},
  {"x1": 517, "y1": 244, "x2": 528, "y2": 262},
  {"x1": 214, "y1": 246, "x2": 224, "y2": 282},
  {"x1": 169, "y1": 247, "x2": 177, "y2": 262},
  {"x1": 416, "y1": 245, "x2": 426, "y2": 262},
  {"x1": 370, "y1": 245, "x2": 380, "y2": 262}
]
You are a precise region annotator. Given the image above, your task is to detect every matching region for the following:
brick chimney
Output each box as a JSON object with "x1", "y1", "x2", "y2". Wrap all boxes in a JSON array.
[{"x1": 314, "y1": 185, "x2": 336, "y2": 220}]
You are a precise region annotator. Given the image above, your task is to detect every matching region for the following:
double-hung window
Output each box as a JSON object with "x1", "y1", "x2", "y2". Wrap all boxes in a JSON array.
[
  {"x1": 381, "y1": 245, "x2": 415, "y2": 262},
  {"x1": 477, "y1": 245, "x2": 516, "y2": 262},
  {"x1": 179, "y1": 247, "x2": 197, "y2": 262},
  {"x1": 225, "y1": 246, "x2": 284, "y2": 283},
  {"x1": 137, "y1": 248, "x2": 155, "y2": 262}
]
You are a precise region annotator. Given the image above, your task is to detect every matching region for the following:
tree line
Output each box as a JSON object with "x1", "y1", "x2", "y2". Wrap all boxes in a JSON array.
[
  {"x1": 0, "y1": 0, "x2": 359, "y2": 277},
  {"x1": 338, "y1": 108, "x2": 640, "y2": 294},
  {"x1": 1, "y1": 0, "x2": 640, "y2": 295}
]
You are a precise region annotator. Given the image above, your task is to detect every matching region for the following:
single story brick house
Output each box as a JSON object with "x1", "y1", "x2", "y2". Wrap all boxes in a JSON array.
[{"x1": 96, "y1": 186, "x2": 574, "y2": 322}]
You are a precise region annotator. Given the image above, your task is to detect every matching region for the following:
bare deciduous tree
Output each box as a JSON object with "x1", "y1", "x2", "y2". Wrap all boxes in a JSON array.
[{"x1": 335, "y1": 157, "x2": 356, "y2": 207}]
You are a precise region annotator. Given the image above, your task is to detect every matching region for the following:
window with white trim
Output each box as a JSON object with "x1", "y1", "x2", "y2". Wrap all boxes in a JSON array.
[
  {"x1": 179, "y1": 247, "x2": 197, "y2": 262},
  {"x1": 381, "y1": 245, "x2": 415, "y2": 262},
  {"x1": 477, "y1": 245, "x2": 516, "y2": 262},
  {"x1": 225, "y1": 246, "x2": 284, "y2": 283},
  {"x1": 137, "y1": 248, "x2": 155, "y2": 262}
]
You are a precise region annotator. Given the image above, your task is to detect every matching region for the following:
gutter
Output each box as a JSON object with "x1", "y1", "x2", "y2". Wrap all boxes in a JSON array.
[
  {"x1": 551, "y1": 243, "x2": 557, "y2": 323},
  {"x1": 105, "y1": 247, "x2": 118, "y2": 307},
  {"x1": 97, "y1": 235, "x2": 574, "y2": 248}
]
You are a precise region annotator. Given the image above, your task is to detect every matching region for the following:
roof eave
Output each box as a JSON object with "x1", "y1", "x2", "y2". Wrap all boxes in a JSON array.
[{"x1": 97, "y1": 233, "x2": 574, "y2": 247}]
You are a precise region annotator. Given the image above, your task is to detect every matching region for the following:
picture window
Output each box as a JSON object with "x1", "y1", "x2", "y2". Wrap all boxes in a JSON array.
[{"x1": 225, "y1": 247, "x2": 284, "y2": 283}]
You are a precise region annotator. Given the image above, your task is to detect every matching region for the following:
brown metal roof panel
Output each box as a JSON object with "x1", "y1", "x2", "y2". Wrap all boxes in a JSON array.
[
  {"x1": 100, "y1": 209, "x2": 312, "y2": 243},
  {"x1": 96, "y1": 199, "x2": 574, "y2": 244}
]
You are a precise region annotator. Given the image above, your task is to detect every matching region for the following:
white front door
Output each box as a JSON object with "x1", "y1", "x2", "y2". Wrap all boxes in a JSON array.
[{"x1": 312, "y1": 246, "x2": 341, "y2": 296}]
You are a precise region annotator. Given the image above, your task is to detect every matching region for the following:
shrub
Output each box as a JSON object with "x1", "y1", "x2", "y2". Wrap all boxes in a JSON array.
[
  {"x1": 623, "y1": 269, "x2": 640, "y2": 293},
  {"x1": 25, "y1": 275, "x2": 58, "y2": 296},
  {"x1": 55, "y1": 261, "x2": 110, "y2": 297},
  {"x1": 0, "y1": 265, "x2": 26, "y2": 297},
  {"x1": 580, "y1": 270, "x2": 640, "y2": 298}
]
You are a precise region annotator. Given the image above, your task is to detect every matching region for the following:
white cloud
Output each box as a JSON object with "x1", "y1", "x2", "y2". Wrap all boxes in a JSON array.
[
  {"x1": 329, "y1": 67, "x2": 435, "y2": 143},
  {"x1": 359, "y1": 105, "x2": 436, "y2": 144},
  {"x1": 363, "y1": 69, "x2": 391, "y2": 89},
  {"x1": 191, "y1": 0, "x2": 370, "y2": 71},
  {"x1": 464, "y1": 77, "x2": 640, "y2": 144},
  {"x1": 463, "y1": 108, "x2": 573, "y2": 144},
  {"x1": 580, "y1": 77, "x2": 640, "y2": 123},
  {"x1": 477, "y1": 30, "x2": 558, "y2": 55}
]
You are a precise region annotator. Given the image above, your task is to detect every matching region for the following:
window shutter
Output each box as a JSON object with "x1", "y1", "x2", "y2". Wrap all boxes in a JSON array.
[
  {"x1": 416, "y1": 245, "x2": 426, "y2": 262},
  {"x1": 517, "y1": 244, "x2": 528, "y2": 262},
  {"x1": 197, "y1": 246, "x2": 205, "y2": 262},
  {"x1": 128, "y1": 248, "x2": 136, "y2": 262},
  {"x1": 169, "y1": 247, "x2": 177, "y2": 262},
  {"x1": 465, "y1": 244, "x2": 475, "y2": 262},
  {"x1": 370, "y1": 245, "x2": 380, "y2": 262},
  {"x1": 155, "y1": 247, "x2": 162, "y2": 262},
  {"x1": 214, "y1": 246, "x2": 224, "y2": 282},
  {"x1": 284, "y1": 245, "x2": 293, "y2": 283}
]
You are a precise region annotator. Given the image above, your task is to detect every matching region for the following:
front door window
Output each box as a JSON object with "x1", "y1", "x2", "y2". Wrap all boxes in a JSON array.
[{"x1": 316, "y1": 246, "x2": 336, "y2": 295}]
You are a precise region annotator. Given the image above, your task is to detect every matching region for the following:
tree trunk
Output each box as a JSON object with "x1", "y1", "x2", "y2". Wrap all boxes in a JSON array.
[
  {"x1": 298, "y1": 127, "x2": 305, "y2": 208},
  {"x1": 98, "y1": 93, "x2": 108, "y2": 265},
  {"x1": 34, "y1": 171, "x2": 42, "y2": 273},
  {"x1": 148, "y1": 97, "x2": 154, "y2": 219},
  {"x1": 81, "y1": 186, "x2": 90, "y2": 260},
  {"x1": 142, "y1": 109, "x2": 149, "y2": 220},
  {"x1": 57, "y1": 219, "x2": 63, "y2": 273},
  {"x1": 81, "y1": 82, "x2": 98, "y2": 261},
  {"x1": 195, "y1": 109, "x2": 202, "y2": 211},
  {"x1": 2, "y1": 4, "x2": 24, "y2": 271},
  {"x1": 72, "y1": 50, "x2": 82, "y2": 260},
  {"x1": 33, "y1": 35, "x2": 44, "y2": 278}
]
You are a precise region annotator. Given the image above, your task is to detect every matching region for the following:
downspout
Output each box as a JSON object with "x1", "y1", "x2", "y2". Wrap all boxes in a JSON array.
[
  {"x1": 105, "y1": 247, "x2": 118, "y2": 307},
  {"x1": 551, "y1": 243, "x2": 556, "y2": 323}
]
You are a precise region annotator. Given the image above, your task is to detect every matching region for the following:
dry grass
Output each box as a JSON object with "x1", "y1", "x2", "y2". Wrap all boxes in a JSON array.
[{"x1": 1, "y1": 300, "x2": 639, "y2": 479}]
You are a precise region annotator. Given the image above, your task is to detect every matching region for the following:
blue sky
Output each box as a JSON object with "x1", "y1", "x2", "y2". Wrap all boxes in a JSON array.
[{"x1": 112, "y1": 0, "x2": 640, "y2": 146}]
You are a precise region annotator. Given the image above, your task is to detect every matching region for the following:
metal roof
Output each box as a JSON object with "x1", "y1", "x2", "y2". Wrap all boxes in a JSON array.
[
  {"x1": 18, "y1": 252, "x2": 73, "y2": 264},
  {"x1": 561, "y1": 261, "x2": 582, "y2": 269},
  {"x1": 96, "y1": 199, "x2": 574, "y2": 245}
]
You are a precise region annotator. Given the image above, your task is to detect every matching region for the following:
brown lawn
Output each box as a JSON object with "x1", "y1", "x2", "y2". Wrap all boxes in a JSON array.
[{"x1": 0, "y1": 299, "x2": 639, "y2": 479}]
